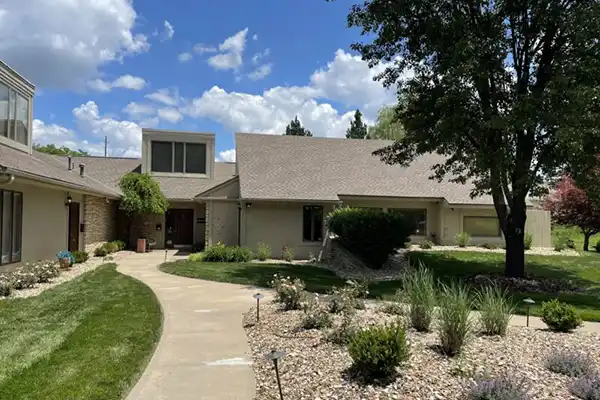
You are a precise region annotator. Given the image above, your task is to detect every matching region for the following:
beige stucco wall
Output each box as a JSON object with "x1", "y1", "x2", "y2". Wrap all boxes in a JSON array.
[
  {"x1": 207, "y1": 201, "x2": 238, "y2": 246},
  {"x1": 83, "y1": 195, "x2": 116, "y2": 253},
  {"x1": 146, "y1": 201, "x2": 206, "y2": 248}
]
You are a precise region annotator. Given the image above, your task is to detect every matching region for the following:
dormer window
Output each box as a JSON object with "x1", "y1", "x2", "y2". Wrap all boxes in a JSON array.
[
  {"x1": 151, "y1": 141, "x2": 207, "y2": 174},
  {"x1": 0, "y1": 82, "x2": 29, "y2": 146}
]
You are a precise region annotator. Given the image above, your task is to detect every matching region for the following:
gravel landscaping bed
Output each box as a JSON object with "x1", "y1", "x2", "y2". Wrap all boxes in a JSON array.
[
  {"x1": 244, "y1": 303, "x2": 600, "y2": 399},
  {"x1": 6, "y1": 251, "x2": 134, "y2": 299},
  {"x1": 408, "y1": 244, "x2": 580, "y2": 257}
]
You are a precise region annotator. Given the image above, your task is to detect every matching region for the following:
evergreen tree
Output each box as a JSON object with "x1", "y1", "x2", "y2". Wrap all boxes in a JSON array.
[
  {"x1": 346, "y1": 109, "x2": 368, "y2": 139},
  {"x1": 284, "y1": 116, "x2": 312, "y2": 136}
]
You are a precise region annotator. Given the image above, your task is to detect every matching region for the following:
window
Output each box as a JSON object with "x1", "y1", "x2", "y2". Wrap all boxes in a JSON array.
[
  {"x1": 0, "y1": 83, "x2": 29, "y2": 146},
  {"x1": 463, "y1": 216, "x2": 501, "y2": 237},
  {"x1": 303, "y1": 206, "x2": 323, "y2": 242},
  {"x1": 0, "y1": 83, "x2": 8, "y2": 138},
  {"x1": 150, "y1": 141, "x2": 207, "y2": 174},
  {"x1": 15, "y1": 94, "x2": 29, "y2": 145},
  {"x1": 390, "y1": 208, "x2": 427, "y2": 235},
  {"x1": 0, "y1": 190, "x2": 23, "y2": 265}
]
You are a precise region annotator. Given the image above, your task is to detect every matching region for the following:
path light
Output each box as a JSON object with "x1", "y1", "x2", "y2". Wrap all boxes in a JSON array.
[
  {"x1": 164, "y1": 249, "x2": 168, "y2": 263},
  {"x1": 264, "y1": 349, "x2": 286, "y2": 400},
  {"x1": 523, "y1": 298, "x2": 535, "y2": 327},
  {"x1": 253, "y1": 293, "x2": 264, "y2": 322}
]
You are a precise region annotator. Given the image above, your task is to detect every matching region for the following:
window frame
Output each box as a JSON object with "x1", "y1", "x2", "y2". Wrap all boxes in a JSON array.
[
  {"x1": 0, "y1": 80, "x2": 30, "y2": 147},
  {"x1": 150, "y1": 140, "x2": 207, "y2": 174},
  {"x1": 389, "y1": 208, "x2": 428, "y2": 236},
  {"x1": 0, "y1": 189, "x2": 23, "y2": 266},
  {"x1": 302, "y1": 205, "x2": 324, "y2": 242},
  {"x1": 463, "y1": 216, "x2": 502, "y2": 237}
]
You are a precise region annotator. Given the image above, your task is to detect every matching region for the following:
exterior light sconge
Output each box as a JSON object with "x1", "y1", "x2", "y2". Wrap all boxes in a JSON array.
[
  {"x1": 246, "y1": 203, "x2": 253, "y2": 208},
  {"x1": 264, "y1": 349, "x2": 286, "y2": 400},
  {"x1": 523, "y1": 298, "x2": 535, "y2": 327},
  {"x1": 65, "y1": 194, "x2": 72, "y2": 206}
]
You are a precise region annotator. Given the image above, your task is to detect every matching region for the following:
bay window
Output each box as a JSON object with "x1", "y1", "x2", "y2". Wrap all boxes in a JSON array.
[{"x1": 0, "y1": 190, "x2": 23, "y2": 265}]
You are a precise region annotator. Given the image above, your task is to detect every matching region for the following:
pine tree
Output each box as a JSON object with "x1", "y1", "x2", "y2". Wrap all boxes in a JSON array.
[
  {"x1": 284, "y1": 116, "x2": 312, "y2": 136},
  {"x1": 346, "y1": 109, "x2": 368, "y2": 139}
]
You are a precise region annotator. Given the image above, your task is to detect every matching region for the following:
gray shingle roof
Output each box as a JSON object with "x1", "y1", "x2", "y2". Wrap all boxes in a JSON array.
[{"x1": 235, "y1": 133, "x2": 492, "y2": 205}]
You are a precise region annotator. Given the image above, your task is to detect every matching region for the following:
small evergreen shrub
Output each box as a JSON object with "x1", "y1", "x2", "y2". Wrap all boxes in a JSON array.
[
  {"x1": 256, "y1": 242, "x2": 271, "y2": 261},
  {"x1": 103, "y1": 242, "x2": 119, "y2": 253},
  {"x1": 348, "y1": 322, "x2": 410, "y2": 381},
  {"x1": 554, "y1": 234, "x2": 568, "y2": 252},
  {"x1": 203, "y1": 243, "x2": 253, "y2": 262},
  {"x1": 0, "y1": 276, "x2": 12, "y2": 296},
  {"x1": 302, "y1": 295, "x2": 333, "y2": 330},
  {"x1": 188, "y1": 253, "x2": 204, "y2": 262},
  {"x1": 475, "y1": 285, "x2": 515, "y2": 336},
  {"x1": 11, "y1": 270, "x2": 37, "y2": 289},
  {"x1": 72, "y1": 250, "x2": 89, "y2": 264},
  {"x1": 112, "y1": 240, "x2": 126, "y2": 251},
  {"x1": 27, "y1": 261, "x2": 60, "y2": 283},
  {"x1": 401, "y1": 266, "x2": 437, "y2": 332},
  {"x1": 437, "y1": 282, "x2": 473, "y2": 356},
  {"x1": 94, "y1": 246, "x2": 109, "y2": 257},
  {"x1": 466, "y1": 376, "x2": 530, "y2": 400},
  {"x1": 327, "y1": 207, "x2": 414, "y2": 268},
  {"x1": 524, "y1": 233, "x2": 533, "y2": 250},
  {"x1": 270, "y1": 274, "x2": 305, "y2": 310},
  {"x1": 419, "y1": 240, "x2": 434, "y2": 250},
  {"x1": 546, "y1": 351, "x2": 597, "y2": 377},
  {"x1": 281, "y1": 245, "x2": 294, "y2": 262},
  {"x1": 540, "y1": 299, "x2": 583, "y2": 332},
  {"x1": 571, "y1": 375, "x2": 600, "y2": 400},
  {"x1": 455, "y1": 232, "x2": 471, "y2": 248}
]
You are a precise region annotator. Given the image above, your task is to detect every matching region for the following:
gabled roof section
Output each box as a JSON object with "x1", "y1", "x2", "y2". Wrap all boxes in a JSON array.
[{"x1": 235, "y1": 133, "x2": 493, "y2": 205}]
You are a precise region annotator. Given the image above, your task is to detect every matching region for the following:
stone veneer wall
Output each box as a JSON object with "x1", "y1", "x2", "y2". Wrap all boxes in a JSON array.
[{"x1": 83, "y1": 195, "x2": 117, "y2": 253}]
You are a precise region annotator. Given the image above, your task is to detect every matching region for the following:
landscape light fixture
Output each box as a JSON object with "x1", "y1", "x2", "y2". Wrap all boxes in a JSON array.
[
  {"x1": 264, "y1": 349, "x2": 286, "y2": 400},
  {"x1": 523, "y1": 298, "x2": 535, "y2": 327},
  {"x1": 253, "y1": 292, "x2": 264, "y2": 322}
]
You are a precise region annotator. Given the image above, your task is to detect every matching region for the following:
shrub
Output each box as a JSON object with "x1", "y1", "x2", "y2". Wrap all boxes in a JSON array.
[
  {"x1": 546, "y1": 351, "x2": 597, "y2": 378},
  {"x1": 571, "y1": 375, "x2": 600, "y2": 400},
  {"x1": 112, "y1": 240, "x2": 126, "y2": 251},
  {"x1": 554, "y1": 234, "x2": 568, "y2": 252},
  {"x1": 437, "y1": 282, "x2": 473, "y2": 356},
  {"x1": 379, "y1": 301, "x2": 405, "y2": 316},
  {"x1": 256, "y1": 242, "x2": 271, "y2": 261},
  {"x1": 348, "y1": 322, "x2": 410, "y2": 380},
  {"x1": 11, "y1": 270, "x2": 37, "y2": 289},
  {"x1": 327, "y1": 207, "x2": 414, "y2": 268},
  {"x1": 419, "y1": 240, "x2": 434, "y2": 250},
  {"x1": 281, "y1": 245, "x2": 294, "y2": 262},
  {"x1": 229, "y1": 246, "x2": 254, "y2": 262},
  {"x1": 327, "y1": 312, "x2": 358, "y2": 345},
  {"x1": 594, "y1": 240, "x2": 600, "y2": 253},
  {"x1": 72, "y1": 250, "x2": 89, "y2": 264},
  {"x1": 540, "y1": 299, "x2": 583, "y2": 332},
  {"x1": 455, "y1": 232, "x2": 471, "y2": 247},
  {"x1": 203, "y1": 243, "x2": 253, "y2": 262},
  {"x1": 270, "y1": 274, "x2": 305, "y2": 310},
  {"x1": 566, "y1": 238, "x2": 576, "y2": 249},
  {"x1": 188, "y1": 252, "x2": 204, "y2": 262},
  {"x1": 94, "y1": 246, "x2": 109, "y2": 257},
  {"x1": 27, "y1": 261, "x2": 60, "y2": 283},
  {"x1": 524, "y1": 233, "x2": 533, "y2": 250},
  {"x1": 466, "y1": 376, "x2": 530, "y2": 400},
  {"x1": 0, "y1": 276, "x2": 12, "y2": 297},
  {"x1": 401, "y1": 265, "x2": 437, "y2": 332},
  {"x1": 302, "y1": 295, "x2": 333, "y2": 330},
  {"x1": 480, "y1": 243, "x2": 499, "y2": 250},
  {"x1": 103, "y1": 242, "x2": 119, "y2": 254},
  {"x1": 328, "y1": 280, "x2": 368, "y2": 314},
  {"x1": 475, "y1": 285, "x2": 515, "y2": 336}
]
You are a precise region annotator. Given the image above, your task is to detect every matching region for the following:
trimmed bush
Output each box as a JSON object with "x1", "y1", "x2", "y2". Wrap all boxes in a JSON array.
[
  {"x1": 188, "y1": 253, "x2": 203, "y2": 262},
  {"x1": 419, "y1": 240, "x2": 434, "y2": 249},
  {"x1": 466, "y1": 376, "x2": 530, "y2": 400},
  {"x1": 72, "y1": 250, "x2": 89, "y2": 264},
  {"x1": 0, "y1": 276, "x2": 12, "y2": 297},
  {"x1": 327, "y1": 207, "x2": 414, "y2": 268},
  {"x1": 270, "y1": 274, "x2": 305, "y2": 310},
  {"x1": 546, "y1": 351, "x2": 597, "y2": 377},
  {"x1": 455, "y1": 232, "x2": 471, "y2": 248},
  {"x1": 94, "y1": 246, "x2": 109, "y2": 257},
  {"x1": 302, "y1": 295, "x2": 333, "y2": 330},
  {"x1": 571, "y1": 375, "x2": 600, "y2": 400},
  {"x1": 256, "y1": 242, "x2": 271, "y2": 261},
  {"x1": 437, "y1": 282, "x2": 473, "y2": 356},
  {"x1": 348, "y1": 322, "x2": 410, "y2": 381},
  {"x1": 27, "y1": 261, "x2": 60, "y2": 283},
  {"x1": 540, "y1": 299, "x2": 583, "y2": 332},
  {"x1": 282, "y1": 245, "x2": 294, "y2": 262},
  {"x1": 11, "y1": 270, "x2": 37, "y2": 289},
  {"x1": 103, "y1": 242, "x2": 119, "y2": 254},
  {"x1": 401, "y1": 266, "x2": 437, "y2": 332},
  {"x1": 475, "y1": 285, "x2": 515, "y2": 336},
  {"x1": 203, "y1": 243, "x2": 253, "y2": 262},
  {"x1": 524, "y1": 233, "x2": 533, "y2": 250}
]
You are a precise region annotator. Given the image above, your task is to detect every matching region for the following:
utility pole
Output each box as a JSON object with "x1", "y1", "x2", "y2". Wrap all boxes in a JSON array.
[{"x1": 104, "y1": 136, "x2": 107, "y2": 157}]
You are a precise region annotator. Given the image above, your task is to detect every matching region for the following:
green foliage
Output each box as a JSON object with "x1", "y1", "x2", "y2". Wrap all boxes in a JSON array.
[
  {"x1": 480, "y1": 243, "x2": 499, "y2": 250},
  {"x1": 118, "y1": 173, "x2": 169, "y2": 216},
  {"x1": 419, "y1": 240, "x2": 434, "y2": 250},
  {"x1": 595, "y1": 240, "x2": 600, "y2": 253},
  {"x1": 256, "y1": 242, "x2": 271, "y2": 261},
  {"x1": 0, "y1": 276, "x2": 12, "y2": 296},
  {"x1": 348, "y1": 322, "x2": 410, "y2": 381},
  {"x1": 401, "y1": 265, "x2": 437, "y2": 332},
  {"x1": 455, "y1": 232, "x2": 471, "y2": 248},
  {"x1": 379, "y1": 301, "x2": 405, "y2": 316},
  {"x1": 11, "y1": 270, "x2": 37, "y2": 289},
  {"x1": 567, "y1": 238, "x2": 576, "y2": 249},
  {"x1": 475, "y1": 285, "x2": 515, "y2": 336},
  {"x1": 33, "y1": 143, "x2": 89, "y2": 156},
  {"x1": 281, "y1": 245, "x2": 294, "y2": 262},
  {"x1": 546, "y1": 351, "x2": 597, "y2": 378},
  {"x1": 466, "y1": 376, "x2": 531, "y2": 400},
  {"x1": 540, "y1": 299, "x2": 583, "y2": 332},
  {"x1": 302, "y1": 296, "x2": 333, "y2": 330},
  {"x1": 203, "y1": 243, "x2": 253, "y2": 263},
  {"x1": 571, "y1": 376, "x2": 600, "y2": 400},
  {"x1": 327, "y1": 312, "x2": 358, "y2": 345},
  {"x1": 27, "y1": 261, "x2": 60, "y2": 283},
  {"x1": 328, "y1": 280, "x2": 368, "y2": 314},
  {"x1": 103, "y1": 242, "x2": 119, "y2": 254},
  {"x1": 270, "y1": 274, "x2": 306, "y2": 310},
  {"x1": 71, "y1": 251, "x2": 89, "y2": 264},
  {"x1": 112, "y1": 240, "x2": 126, "y2": 251},
  {"x1": 524, "y1": 233, "x2": 533, "y2": 250},
  {"x1": 437, "y1": 282, "x2": 473, "y2": 356},
  {"x1": 188, "y1": 253, "x2": 204, "y2": 262},
  {"x1": 366, "y1": 106, "x2": 405, "y2": 140},
  {"x1": 346, "y1": 109, "x2": 369, "y2": 139},
  {"x1": 327, "y1": 207, "x2": 414, "y2": 268},
  {"x1": 94, "y1": 246, "x2": 109, "y2": 257},
  {"x1": 284, "y1": 116, "x2": 312, "y2": 136}
]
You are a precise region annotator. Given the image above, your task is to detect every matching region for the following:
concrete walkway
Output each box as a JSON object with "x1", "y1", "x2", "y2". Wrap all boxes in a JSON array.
[{"x1": 118, "y1": 251, "x2": 264, "y2": 400}]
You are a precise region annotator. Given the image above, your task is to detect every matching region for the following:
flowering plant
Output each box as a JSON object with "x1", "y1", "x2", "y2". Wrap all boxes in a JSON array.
[
  {"x1": 56, "y1": 250, "x2": 75, "y2": 265},
  {"x1": 270, "y1": 273, "x2": 306, "y2": 310}
]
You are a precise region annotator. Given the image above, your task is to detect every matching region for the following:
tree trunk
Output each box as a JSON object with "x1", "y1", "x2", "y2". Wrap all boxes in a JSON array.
[
  {"x1": 583, "y1": 232, "x2": 591, "y2": 252},
  {"x1": 503, "y1": 202, "x2": 527, "y2": 278}
]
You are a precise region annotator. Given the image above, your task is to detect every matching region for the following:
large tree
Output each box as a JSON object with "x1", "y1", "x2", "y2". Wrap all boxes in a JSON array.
[
  {"x1": 284, "y1": 116, "x2": 312, "y2": 137},
  {"x1": 33, "y1": 143, "x2": 89, "y2": 156},
  {"x1": 367, "y1": 106, "x2": 405, "y2": 140},
  {"x1": 346, "y1": 109, "x2": 368, "y2": 139},
  {"x1": 544, "y1": 176, "x2": 600, "y2": 251},
  {"x1": 339, "y1": 0, "x2": 600, "y2": 277}
]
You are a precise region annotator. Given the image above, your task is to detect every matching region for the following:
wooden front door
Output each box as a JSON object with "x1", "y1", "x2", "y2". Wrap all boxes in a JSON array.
[
  {"x1": 165, "y1": 209, "x2": 194, "y2": 248},
  {"x1": 68, "y1": 202, "x2": 80, "y2": 252}
]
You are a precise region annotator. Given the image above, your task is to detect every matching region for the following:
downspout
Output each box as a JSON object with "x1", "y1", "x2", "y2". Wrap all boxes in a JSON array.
[{"x1": 237, "y1": 203, "x2": 242, "y2": 246}]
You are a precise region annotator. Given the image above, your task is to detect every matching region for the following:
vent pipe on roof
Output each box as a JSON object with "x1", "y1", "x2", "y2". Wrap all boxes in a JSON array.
[
  {"x1": 79, "y1": 163, "x2": 85, "y2": 177},
  {"x1": 67, "y1": 156, "x2": 73, "y2": 170}
]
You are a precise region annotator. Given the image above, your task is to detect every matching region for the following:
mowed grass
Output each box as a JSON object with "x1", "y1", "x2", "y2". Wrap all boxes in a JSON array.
[
  {"x1": 0, "y1": 264, "x2": 162, "y2": 400},
  {"x1": 552, "y1": 224, "x2": 600, "y2": 251}
]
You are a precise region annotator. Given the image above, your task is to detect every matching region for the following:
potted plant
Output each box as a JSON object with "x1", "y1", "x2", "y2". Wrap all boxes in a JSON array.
[{"x1": 56, "y1": 250, "x2": 74, "y2": 269}]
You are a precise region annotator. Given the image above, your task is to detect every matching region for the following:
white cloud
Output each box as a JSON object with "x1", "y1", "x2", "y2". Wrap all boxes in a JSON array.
[
  {"x1": 163, "y1": 21, "x2": 175, "y2": 40},
  {"x1": 87, "y1": 74, "x2": 147, "y2": 92},
  {"x1": 32, "y1": 119, "x2": 76, "y2": 144},
  {"x1": 157, "y1": 108, "x2": 183, "y2": 123},
  {"x1": 217, "y1": 149, "x2": 236, "y2": 162},
  {"x1": 123, "y1": 102, "x2": 155, "y2": 120},
  {"x1": 194, "y1": 43, "x2": 217, "y2": 54},
  {"x1": 252, "y1": 34, "x2": 258, "y2": 41},
  {"x1": 145, "y1": 88, "x2": 180, "y2": 106},
  {"x1": 248, "y1": 63, "x2": 273, "y2": 81},
  {"x1": 178, "y1": 52, "x2": 193, "y2": 63},
  {"x1": 0, "y1": 0, "x2": 149, "y2": 88},
  {"x1": 251, "y1": 48, "x2": 270, "y2": 65},
  {"x1": 207, "y1": 28, "x2": 248, "y2": 71}
]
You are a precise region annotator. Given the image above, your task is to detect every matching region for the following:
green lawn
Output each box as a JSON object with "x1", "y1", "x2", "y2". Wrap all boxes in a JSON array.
[
  {"x1": 552, "y1": 224, "x2": 600, "y2": 251},
  {"x1": 0, "y1": 264, "x2": 162, "y2": 400}
]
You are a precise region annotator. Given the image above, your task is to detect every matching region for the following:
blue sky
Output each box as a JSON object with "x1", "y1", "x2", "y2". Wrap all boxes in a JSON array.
[{"x1": 0, "y1": 0, "x2": 397, "y2": 160}]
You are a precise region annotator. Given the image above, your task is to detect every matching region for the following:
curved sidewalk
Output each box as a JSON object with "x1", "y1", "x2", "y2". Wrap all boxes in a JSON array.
[{"x1": 118, "y1": 251, "x2": 262, "y2": 400}]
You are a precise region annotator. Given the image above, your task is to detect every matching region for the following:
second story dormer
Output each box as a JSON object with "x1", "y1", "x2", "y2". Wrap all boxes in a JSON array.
[
  {"x1": 141, "y1": 129, "x2": 216, "y2": 179},
  {"x1": 0, "y1": 61, "x2": 34, "y2": 154}
]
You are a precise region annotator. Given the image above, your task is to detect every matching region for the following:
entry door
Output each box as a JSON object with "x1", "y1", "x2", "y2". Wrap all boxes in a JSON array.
[
  {"x1": 165, "y1": 209, "x2": 194, "y2": 247},
  {"x1": 68, "y1": 202, "x2": 80, "y2": 252}
]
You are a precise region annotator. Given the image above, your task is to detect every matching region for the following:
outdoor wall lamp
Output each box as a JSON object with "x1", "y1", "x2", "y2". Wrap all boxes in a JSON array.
[
  {"x1": 246, "y1": 203, "x2": 253, "y2": 208},
  {"x1": 65, "y1": 194, "x2": 72, "y2": 206}
]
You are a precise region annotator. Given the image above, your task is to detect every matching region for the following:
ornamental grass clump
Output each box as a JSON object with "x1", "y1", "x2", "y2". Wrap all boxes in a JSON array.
[
  {"x1": 437, "y1": 282, "x2": 474, "y2": 356},
  {"x1": 466, "y1": 376, "x2": 531, "y2": 400},
  {"x1": 475, "y1": 284, "x2": 515, "y2": 336},
  {"x1": 401, "y1": 265, "x2": 437, "y2": 332},
  {"x1": 571, "y1": 375, "x2": 600, "y2": 400},
  {"x1": 455, "y1": 232, "x2": 471, "y2": 248},
  {"x1": 256, "y1": 242, "x2": 271, "y2": 261},
  {"x1": 546, "y1": 351, "x2": 597, "y2": 378},
  {"x1": 270, "y1": 274, "x2": 305, "y2": 310}
]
